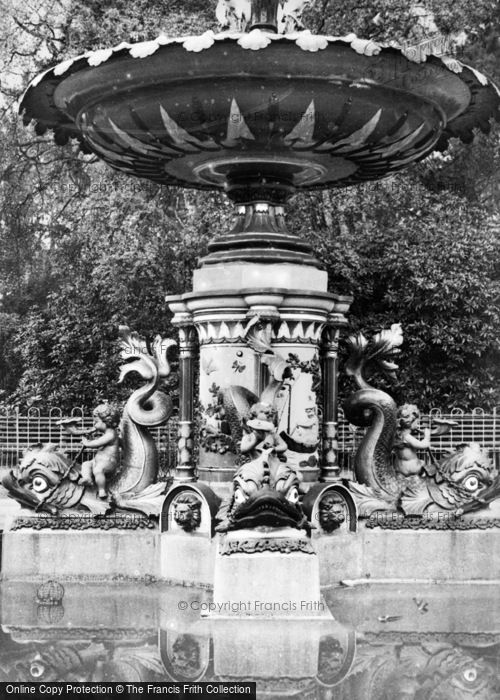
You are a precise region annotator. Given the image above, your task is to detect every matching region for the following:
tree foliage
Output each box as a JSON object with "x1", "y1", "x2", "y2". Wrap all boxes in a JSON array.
[
  {"x1": 0, "y1": 0, "x2": 499, "y2": 411},
  {"x1": 291, "y1": 179, "x2": 500, "y2": 408}
]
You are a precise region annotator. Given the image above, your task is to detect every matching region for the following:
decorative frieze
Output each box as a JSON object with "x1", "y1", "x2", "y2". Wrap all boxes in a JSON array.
[{"x1": 274, "y1": 319, "x2": 327, "y2": 344}]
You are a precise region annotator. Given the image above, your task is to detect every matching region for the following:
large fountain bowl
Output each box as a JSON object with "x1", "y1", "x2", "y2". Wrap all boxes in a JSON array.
[{"x1": 21, "y1": 31, "x2": 500, "y2": 197}]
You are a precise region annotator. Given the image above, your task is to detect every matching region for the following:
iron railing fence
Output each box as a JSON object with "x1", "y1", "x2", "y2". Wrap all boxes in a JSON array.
[
  {"x1": 0, "y1": 407, "x2": 179, "y2": 478},
  {"x1": 1, "y1": 406, "x2": 499, "y2": 477},
  {"x1": 336, "y1": 407, "x2": 500, "y2": 474}
]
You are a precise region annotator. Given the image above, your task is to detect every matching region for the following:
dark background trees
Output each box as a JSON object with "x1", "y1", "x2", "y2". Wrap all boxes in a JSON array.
[{"x1": 0, "y1": 0, "x2": 499, "y2": 411}]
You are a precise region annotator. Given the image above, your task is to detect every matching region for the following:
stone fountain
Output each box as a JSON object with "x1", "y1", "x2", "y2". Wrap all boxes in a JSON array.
[{"x1": 3, "y1": 0, "x2": 500, "y2": 594}]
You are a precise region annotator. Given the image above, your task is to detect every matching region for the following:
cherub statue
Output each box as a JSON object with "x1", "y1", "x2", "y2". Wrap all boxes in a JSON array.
[
  {"x1": 219, "y1": 317, "x2": 293, "y2": 460},
  {"x1": 405, "y1": 4, "x2": 440, "y2": 42},
  {"x1": 216, "y1": 0, "x2": 314, "y2": 34},
  {"x1": 393, "y1": 403, "x2": 431, "y2": 477},
  {"x1": 241, "y1": 401, "x2": 288, "y2": 460},
  {"x1": 78, "y1": 403, "x2": 121, "y2": 499},
  {"x1": 344, "y1": 325, "x2": 500, "y2": 516},
  {"x1": 215, "y1": 0, "x2": 251, "y2": 31},
  {"x1": 278, "y1": 0, "x2": 314, "y2": 33}
]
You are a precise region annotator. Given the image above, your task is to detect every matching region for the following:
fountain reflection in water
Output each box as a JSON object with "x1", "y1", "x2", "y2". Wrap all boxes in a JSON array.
[{"x1": 1, "y1": 582, "x2": 499, "y2": 699}]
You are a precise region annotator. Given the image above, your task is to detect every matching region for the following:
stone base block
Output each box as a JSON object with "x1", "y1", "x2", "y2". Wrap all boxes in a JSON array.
[
  {"x1": 316, "y1": 523, "x2": 500, "y2": 585},
  {"x1": 1, "y1": 528, "x2": 160, "y2": 581},
  {"x1": 213, "y1": 527, "x2": 328, "y2": 617},
  {"x1": 0, "y1": 497, "x2": 21, "y2": 532},
  {"x1": 160, "y1": 534, "x2": 217, "y2": 586},
  {"x1": 3, "y1": 519, "x2": 499, "y2": 586}
]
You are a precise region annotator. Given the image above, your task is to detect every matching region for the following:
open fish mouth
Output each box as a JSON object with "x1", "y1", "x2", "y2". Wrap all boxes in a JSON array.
[{"x1": 231, "y1": 490, "x2": 304, "y2": 529}]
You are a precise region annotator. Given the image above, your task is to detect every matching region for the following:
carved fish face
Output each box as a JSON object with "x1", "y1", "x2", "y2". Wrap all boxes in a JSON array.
[
  {"x1": 16, "y1": 646, "x2": 86, "y2": 682},
  {"x1": 20, "y1": 469, "x2": 54, "y2": 501},
  {"x1": 423, "y1": 653, "x2": 499, "y2": 700},
  {"x1": 229, "y1": 456, "x2": 304, "y2": 529},
  {"x1": 3, "y1": 444, "x2": 112, "y2": 516},
  {"x1": 17, "y1": 447, "x2": 72, "y2": 503},
  {"x1": 6, "y1": 443, "x2": 99, "y2": 514},
  {"x1": 28, "y1": 653, "x2": 51, "y2": 680},
  {"x1": 229, "y1": 487, "x2": 305, "y2": 530},
  {"x1": 216, "y1": 447, "x2": 308, "y2": 531},
  {"x1": 438, "y1": 444, "x2": 498, "y2": 498}
]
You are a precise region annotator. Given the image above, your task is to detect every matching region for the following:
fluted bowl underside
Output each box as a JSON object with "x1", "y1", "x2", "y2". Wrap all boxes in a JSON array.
[{"x1": 21, "y1": 33, "x2": 500, "y2": 191}]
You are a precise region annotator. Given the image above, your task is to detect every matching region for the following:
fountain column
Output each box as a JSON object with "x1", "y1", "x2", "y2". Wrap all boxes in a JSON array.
[
  {"x1": 321, "y1": 325, "x2": 341, "y2": 481},
  {"x1": 167, "y1": 194, "x2": 351, "y2": 494},
  {"x1": 171, "y1": 316, "x2": 197, "y2": 483},
  {"x1": 249, "y1": 0, "x2": 281, "y2": 31}
]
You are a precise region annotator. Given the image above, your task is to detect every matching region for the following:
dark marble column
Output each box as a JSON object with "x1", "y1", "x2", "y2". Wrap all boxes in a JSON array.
[
  {"x1": 321, "y1": 325, "x2": 341, "y2": 481},
  {"x1": 174, "y1": 323, "x2": 197, "y2": 483}
]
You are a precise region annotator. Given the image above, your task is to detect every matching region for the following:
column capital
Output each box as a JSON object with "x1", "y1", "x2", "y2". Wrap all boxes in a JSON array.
[
  {"x1": 321, "y1": 326, "x2": 340, "y2": 356},
  {"x1": 326, "y1": 310, "x2": 352, "y2": 329},
  {"x1": 170, "y1": 311, "x2": 194, "y2": 328},
  {"x1": 177, "y1": 324, "x2": 198, "y2": 348}
]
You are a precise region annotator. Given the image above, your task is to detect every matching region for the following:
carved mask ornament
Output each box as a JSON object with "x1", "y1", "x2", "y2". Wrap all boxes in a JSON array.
[
  {"x1": 172, "y1": 493, "x2": 202, "y2": 533},
  {"x1": 318, "y1": 493, "x2": 346, "y2": 533}
]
